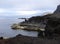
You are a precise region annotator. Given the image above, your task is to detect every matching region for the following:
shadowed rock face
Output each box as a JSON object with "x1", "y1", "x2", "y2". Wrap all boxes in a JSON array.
[
  {"x1": 45, "y1": 19, "x2": 60, "y2": 37},
  {"x1": 45, "y1": 5, "x2": 60, "y2": 36}
]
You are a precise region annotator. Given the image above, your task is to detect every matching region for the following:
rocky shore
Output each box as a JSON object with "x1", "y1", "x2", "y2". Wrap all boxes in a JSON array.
[{"x1": 0, "y1": 34, "x2": 60, "y2": 44}]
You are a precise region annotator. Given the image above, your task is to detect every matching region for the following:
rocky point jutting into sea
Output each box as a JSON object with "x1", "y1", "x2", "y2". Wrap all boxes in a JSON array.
[
  {"x1": 0, "y1": 5, "x2": 60, "y2": 44},
  {"x1": 11, "y1": 5, "x2": 60, "y2": 37},
  {"x1": 11, "y1": 5, "x2": 60, "y2": 36}
]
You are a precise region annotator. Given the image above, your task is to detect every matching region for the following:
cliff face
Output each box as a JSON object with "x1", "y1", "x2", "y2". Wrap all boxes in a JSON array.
[{"x1": 45, "y1": 5, "x2": 60, "y2": 35}]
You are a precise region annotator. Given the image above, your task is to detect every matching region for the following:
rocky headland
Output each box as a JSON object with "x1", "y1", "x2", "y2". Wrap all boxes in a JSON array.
[{"x1": 11, "y1": 5, "x2": 60, "y2": 34}]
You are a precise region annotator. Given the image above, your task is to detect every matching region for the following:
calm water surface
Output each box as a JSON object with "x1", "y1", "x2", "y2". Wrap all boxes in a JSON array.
[{"x1": 0, "y1": 18, "x2": 38, "y2": 38}]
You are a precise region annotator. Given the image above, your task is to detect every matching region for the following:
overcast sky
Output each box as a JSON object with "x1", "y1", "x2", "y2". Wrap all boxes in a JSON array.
[{"x1": 0, "y1": 0, "x2": 60, "y2": 17}]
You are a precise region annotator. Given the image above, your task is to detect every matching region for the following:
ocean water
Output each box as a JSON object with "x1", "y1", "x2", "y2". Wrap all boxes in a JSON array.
[{"x1": 0, "y1": 17, "x2": 38, "y2": 38}]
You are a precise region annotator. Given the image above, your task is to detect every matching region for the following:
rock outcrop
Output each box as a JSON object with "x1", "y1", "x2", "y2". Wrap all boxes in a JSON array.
[{"x1": 45, "y1": 5, "x2": 60, "y2": 36}]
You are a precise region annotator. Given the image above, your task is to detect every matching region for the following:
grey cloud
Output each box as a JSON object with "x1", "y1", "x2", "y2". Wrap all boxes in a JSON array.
[{"x1": 0, "y1": 0, "x2": 60, "y2": 10}]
